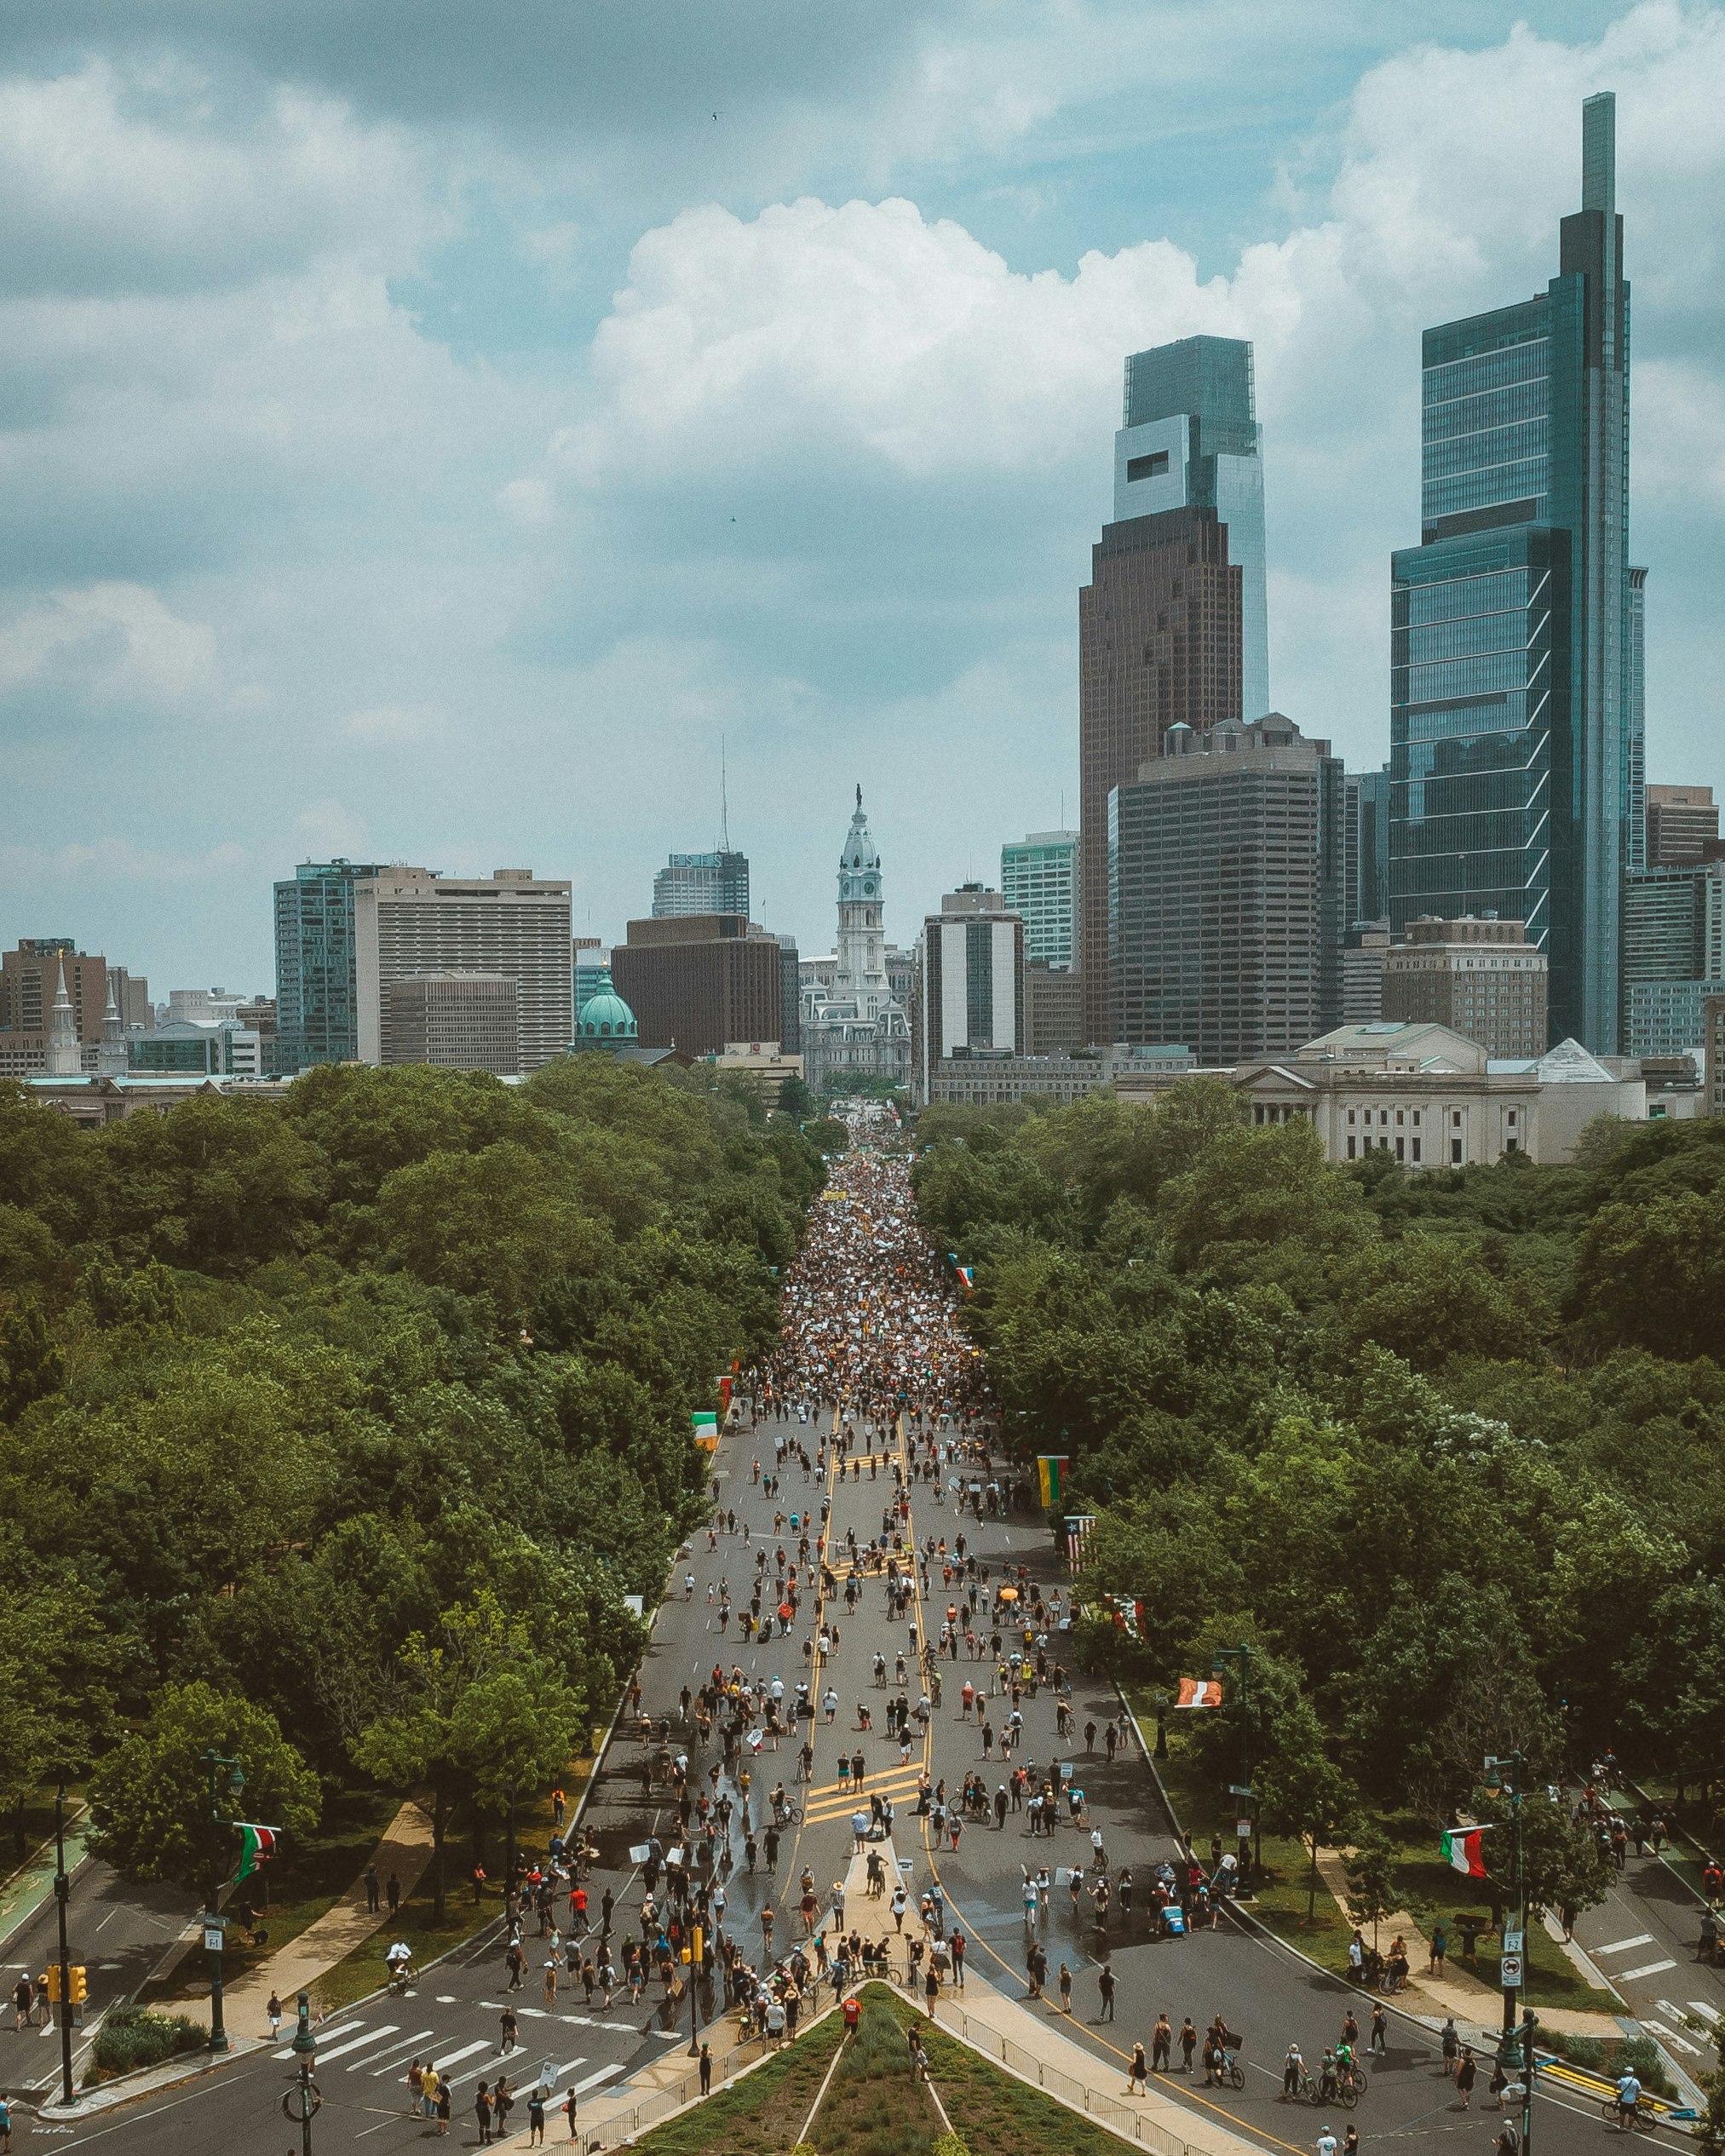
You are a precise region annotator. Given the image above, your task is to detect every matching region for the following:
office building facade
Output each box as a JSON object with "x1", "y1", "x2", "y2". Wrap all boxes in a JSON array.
[
  {"x1": 274, "y1": 860, "x2": 394, "y2": 1074},
  {"x1": 1646, "y1": 785, "x2": 1719, "y2": 868},
  {"x1": 1343, "y1": 768, "x2": 1392, "y2": 929},
  {"x1": 1025, "y1": 958, "x2": 1085, "y2": 1055},
  {"x1": 916, "y1": 888, "x2": 1025, "y2": 1100},
  {"x1": 1621, "y1": 862, "x2": 1725, "y2": 1057},
  {"x1": 379, "y1": 973, "x2": 520, "y2": 1073},
  {"x1": 1001, "y1": 831, "x2": 1078, "y2": 969},
  {"x1": 353, "y1": 867, "x2": 572, "y2": 1074},
  {"x1": 1110, "y1": 715, "x2": 1343, "y2": 1064},
  {"x1": 611, "y1": 914, "x2": 783, "y2": 1057},
  {"x1": 1388, "y1": 95, "x2": 1642, "y2": 1052},
  {"x1": 1381, "y1": 914, "x2": 1549, "y2": 1059},
  {"x1": 652, "y1": 850, "x2": 750, "y2": 921}
]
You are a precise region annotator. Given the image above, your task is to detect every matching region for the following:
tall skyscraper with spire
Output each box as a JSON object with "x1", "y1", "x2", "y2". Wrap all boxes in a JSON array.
[
  {"x1": 800, "y1": 787, "x2": 911, "y2": 1093},
  {"x1": 1078, "y1": 334, "x2": 1268, "y2": 1044},
  {"x1": 1388, "y1": 94, "x2": 1641, "y2": 1051}
]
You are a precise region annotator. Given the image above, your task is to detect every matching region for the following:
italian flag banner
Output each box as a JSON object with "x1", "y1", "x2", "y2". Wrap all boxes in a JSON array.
[
  {"x1": 1440, "y1": 1825, "x2": 1493, "y2": 1878},
  {"x1": 233, "y1": 1823, "x2": 280, "y2": 1883}
]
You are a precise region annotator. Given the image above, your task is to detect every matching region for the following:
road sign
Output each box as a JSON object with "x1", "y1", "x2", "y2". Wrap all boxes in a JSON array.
[
  {"x1": 1503, "y1": 1928, "x2": 1525, "y2": 1955},
  {"x1": 1228, "y1": 1784, "x2": 1254, "y2": 1798},
  {"x1": 1500, "y1": 1952, "x2": 1523, "y2": 1987},
  {"x1": 1235, "y1": 1820, "x2": 1252, "y2": 1840},
  {"x1": 203, "y1": 1926, "x2": 225, "y2": 1954}
]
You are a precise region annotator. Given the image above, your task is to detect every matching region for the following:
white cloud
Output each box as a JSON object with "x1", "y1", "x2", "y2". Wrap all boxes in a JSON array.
[
  {"x1": 0, "y1": 582, "x2": 216, "y2": 703},
  {"x1": 0, "y1": 837, "x2": 246, "y2": 883}
]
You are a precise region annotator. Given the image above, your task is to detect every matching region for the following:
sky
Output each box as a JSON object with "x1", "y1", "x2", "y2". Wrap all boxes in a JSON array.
[{"x1": 3, "y1": 0, "x2": 1723, "y2": 989}]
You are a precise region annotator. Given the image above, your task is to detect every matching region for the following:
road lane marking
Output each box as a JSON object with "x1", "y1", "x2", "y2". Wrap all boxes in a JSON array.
[
  {"x1": 273, "y1": 2019, "x2": 365, "y2": 2058},
  {"x1": 1643, "y1": 2017, "x2": 1699, "y2": 2055},
  {"x1": 306, "y1": 2022, "x2": 400, "y2": 2063},
  {"x1": 359, "y1": 2028, "x2": 435, "y2": 2072},
  {"x1": 1620, "y1": 1958, "x2": 1678, "y2": 1981},
  {"x1": 565, "y1": 2061, "x2": 628, "y2": 2096},
  {"x1": 1596, "y1": 1934, "x2": 1657, "y2": 1955},
  {"x1": 1692, "y1": 2001, "x2": 1720, "y2": 2021},
  {"x1": 423, "y1": 2037, "x2": 492, "y2": 2072}
]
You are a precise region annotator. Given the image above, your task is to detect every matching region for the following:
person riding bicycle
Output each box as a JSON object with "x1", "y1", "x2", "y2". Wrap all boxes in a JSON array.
[
  {"x1": 1284, "y1": 2042, "x2": 1306, "y2": 2096},
  {"x1": 385, "y1": 1940, "x2": 414, "y2": 1986},
  {"x1": 1614, "y1": 2069, "x2": 1642, "y2": 2130},
  {"x1": 1335, "y1": 2038, "x2": 1357, "y2": 2087}
]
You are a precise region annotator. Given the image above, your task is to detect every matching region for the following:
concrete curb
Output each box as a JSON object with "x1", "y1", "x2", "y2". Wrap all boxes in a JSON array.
[{"x1": 33, "y1": 2035, "x2": 267, "y2": 2122}]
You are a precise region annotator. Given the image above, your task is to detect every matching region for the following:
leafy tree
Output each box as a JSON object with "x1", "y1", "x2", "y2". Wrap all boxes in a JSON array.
[
  {"x1": 1155, "y1": 1120, "x2": 1375, "y2": 1281},
  {"x1": 1344, "y1": 1831, "x2": 1405, "y2": 1948},
  {"x1": 88, "y1": 1682, "x2": 319, "y2": 1890},
  {"x1": 1471, "y1": 1784, "x2": 1611, "y2": 1968},
  {"x1": 1257, "y1": 1700, "x2": 1360, "y2": 1918},
  {"x1": 352, "y1": 1591, "x2": 586, "y2": 1919},
  {"x1": 374, "y1": 1141, "x2": 607, "y2": 1314},
  {"x1": 1572, "y1": 1188, "x2": 1725, "y2": 1360},
  {"x1": 0, "y1": 1300, "x2": 65, "y2": 1423},
  {"x1": 775, "y1": 1073, "x2": 815, "y2": 1120}
]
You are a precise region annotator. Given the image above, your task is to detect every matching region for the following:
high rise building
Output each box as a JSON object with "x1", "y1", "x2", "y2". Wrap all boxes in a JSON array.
[
  {"x1": 1001, "y1": 831, "x2": 1078, "y2": 969},
  {"x1": 1388, "y1": 95, "x2": 1642, "y2": 1053},
  {"x1": 1381, "y1": 915, "x2": 1550, "y2": 1058},
  {"x1": 380, "y1": 975, "x2": 520, "y2": 1074},
  {"x1": 274, "y1": 860, "x2": 394, "y2": 1074},
  {"x1": 916, "y1": 887, "x2": 1026, "y2": 1100},
  {"x1": 572, "y1": 937, "x2": 610, "y2": 1020},
  {"x1": 0, "y1": 940, "x2": 110, "y2": 1077},
  {"x1": 1646, "y1": 784, "x2": 1720, "y2": 868},
  {"x1": 1339, "y1": 924, "x2": 1392, "y2": 1024},
  {"x1": 1109, "y1": 714, "x2": 1343, "y2": 1063},
  {"x1": 353, "y1": 867, "x2": 572, "y2": 1074},
  {"x1": 774, "y1": 934, "x2": 802, "y2": 1057},
  {"x1": 1078, "y1": 336, "x2": 1262, "y2": 1046},
  {"x1": 652, "y1": 850, "x2": 750, "y2": 920},
  {"x1": 1343, "y1": 768, "x2": 1392, "y2": 930},
  {"x1": 1025, "y1": 958, "x2": 1085, "y2": 1054},
  {"x1": 610, "y1": 914, "x2": 782, "y2": 1056},
  {"x1": 1620, "y1": 861, "x2": 1725, "y2": 1057}
]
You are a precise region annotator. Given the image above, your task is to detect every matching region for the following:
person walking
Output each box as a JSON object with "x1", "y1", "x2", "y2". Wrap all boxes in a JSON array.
[
  {"x1": 267, "y1": 1991, "x2": 283, "y2": 2041},
  {"x1": 1457, "y1": 2046, "x2": 1477, "y2": 2107},
  {"x1": 526, "y1": 2084, "x2": 547, "y2": 2144},
  {"x1": 1129, "y1": 2042, "x2": 1150, "y2": 2096},
  {"x1": 565, "y1": 2085, "x2": 580, "y2": 2141},
  {"x1": 1097, "y1": 1963, "x2": 1116, "y2": 2021},
  {"x1": 365, "y1": 1863, "x2": 380, "y2": 1913},
  {"x1": 1152, "y1": 2012, "x2": 1172, "y2": 2072},
  {"x1": 699, "y1": 2040, "x2": 712, "y2": 2095},
  {"x1": 1058, "y1": 1961, "x2": 1073, "y2": 2014},
  {"x1": 1440, "y1": 2015, "x2": 1459, "y2": 2078},
  {"x1": 436, "y1": 2077, "x2": 451, "y2": 2136},
  {"x1": 1180, "y1": 2016, "x2": 1199, "y2": 2073},
  {"x1": 405, "y1": 2061, "x2": 424, "y2": 2116},
  {"x1": 387, "y1": 1871, "x2": 401, "y2": 1915},
  {"x1": 475, "y1": 2080, "x2": 494, "y2": 2145},
  {"x1": 1370, "y1": 2003, "x2": 1388, "y2": 2058}
]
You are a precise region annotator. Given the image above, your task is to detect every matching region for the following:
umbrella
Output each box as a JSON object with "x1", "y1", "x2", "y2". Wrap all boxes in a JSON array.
[{"x1": 997, "y1": 1586, "x2": 1020, "y2": 1603}]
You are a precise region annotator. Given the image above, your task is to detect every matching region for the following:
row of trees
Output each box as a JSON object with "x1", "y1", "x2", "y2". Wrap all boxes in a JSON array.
[
  {"x1": 0, "y1": 1058, "x2": 825, "y2": 1910},
  {"x1": 915, "y1": 1089, "x2": 1725, "y2": 1832}
]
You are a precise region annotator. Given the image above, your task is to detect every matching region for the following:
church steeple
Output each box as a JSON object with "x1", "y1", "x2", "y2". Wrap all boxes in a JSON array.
[
  {"x1": 835, "y1": 788, "x2": 888, "y2": 1012},
  {"x1": 96, "y1": 972, "x2": 127, "y2": 1078},
  {"x1": 46, "y1": 954, "x2": 82, "y2": 1076}
]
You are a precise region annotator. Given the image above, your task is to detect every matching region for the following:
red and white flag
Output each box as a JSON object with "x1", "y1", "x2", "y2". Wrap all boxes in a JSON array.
[{"x1": 1175, "y1": 1676, "x2": 1223, "y2": 1709}]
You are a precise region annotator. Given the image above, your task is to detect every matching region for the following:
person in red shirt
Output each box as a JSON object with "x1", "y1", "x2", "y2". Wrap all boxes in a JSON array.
[
  {"x1": 571, "y1": 1885, "x2": 588, "y2": 1929},
  {"x1": 842, "y1": 1995, "x2": 860, "y2": 2034}
]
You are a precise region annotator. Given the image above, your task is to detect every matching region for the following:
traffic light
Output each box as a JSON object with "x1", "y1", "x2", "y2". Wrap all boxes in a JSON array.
[
  {"x1": 69, "y1": 1967, "x2": 88, "y2": 2005},
  {"x1": 43, "y1": 1965, "x2": 61, "y2": 2004}
]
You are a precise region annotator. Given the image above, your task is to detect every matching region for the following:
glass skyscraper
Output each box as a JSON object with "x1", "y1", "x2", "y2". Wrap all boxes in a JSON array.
[
  {"x1": 273, "y1": 859, "x2": 393, "y2": 1074},
  {"x1": 1114, "y1": 336, "x2": 1269, "y2": 723},
  {"x1": 1001, "y1": 831, "x2": 1078, "y2": 968},
  {"x1": 1388, "y1": 94, "x2": 1643, "y2": 1051}
]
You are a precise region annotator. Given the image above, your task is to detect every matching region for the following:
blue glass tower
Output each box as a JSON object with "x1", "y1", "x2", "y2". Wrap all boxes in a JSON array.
[
  {"x1": 273, "y1": 859, "x2": 393, "y2": 1074},
  {"x1": 1388, "y1": 94, "x2": 1643, "y2": 1050}
]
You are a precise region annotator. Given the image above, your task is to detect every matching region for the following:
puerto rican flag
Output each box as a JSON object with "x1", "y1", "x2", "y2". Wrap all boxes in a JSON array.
[{"x1": 1174, "y1": 1677, "x2": 1223, "y2": 1709}]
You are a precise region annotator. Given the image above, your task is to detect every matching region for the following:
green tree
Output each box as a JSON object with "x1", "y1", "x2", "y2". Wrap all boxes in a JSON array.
[
  {"x1": 0, "y1": 1300, "x2": 64, "y2": 1423},
  {"x1": 1155, "y1": 1120, "x2": 1375, "y2": 1281},
  {"x1": 1572, "y1": 1187, "x2": 1725, "y2": 1360},
  {"x1": 352, "y1": 1591, "x2": 586, "y2": 1920},
  {"x1": 87, "y1": 1682, "x2": 319, "y2": 1889},
  {"x1": 1344, "y1": 1831, "x2": 1405, "y2": 1949},
  {"x1": 374, "y1": 1141, "x2": 607, "y2": 1314},
  {"x1": 1256, "y1": 1703, "x2": 1360, "y2": 1918}
]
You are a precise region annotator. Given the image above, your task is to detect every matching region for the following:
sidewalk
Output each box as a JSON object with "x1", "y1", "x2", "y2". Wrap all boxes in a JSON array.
[
  {"x1": 929, "y1": 1966, "x2": 1260, "y2": 2156},
  {"x1": 1308, "y1": 1847, "x2": 1619, "y2": 2038},
  {"x1": 221, "y1": 1799, "x2": 435, "y2": 2027}
]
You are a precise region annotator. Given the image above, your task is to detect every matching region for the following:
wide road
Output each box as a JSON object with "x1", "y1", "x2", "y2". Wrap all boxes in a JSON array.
[{"x1": 16, "y1": 1142, "x2": 1671, "y2": 2153}]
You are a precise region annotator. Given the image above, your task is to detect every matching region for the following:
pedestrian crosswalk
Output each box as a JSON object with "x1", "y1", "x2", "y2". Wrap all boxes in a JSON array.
[{"x1": 267, "y1": 2005, "x2": 638, "y2": 2106}]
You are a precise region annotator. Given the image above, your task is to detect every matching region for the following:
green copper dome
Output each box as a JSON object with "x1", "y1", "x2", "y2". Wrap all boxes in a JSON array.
[{"x1": 576, "y1": 987, "x2": 638, "y2": 1041}]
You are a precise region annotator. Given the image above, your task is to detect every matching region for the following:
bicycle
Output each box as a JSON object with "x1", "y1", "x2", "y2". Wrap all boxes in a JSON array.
[
  {"x1": 1600, "y1": 2097, "x2": 1659, "y2": 2135},
  {"x1": 1338, "y1": 2063, "x2": 1368, "y2": 2098},
  {"x1": 1212, "y1": 2050, "x2": 1245, "y2": 2092}
]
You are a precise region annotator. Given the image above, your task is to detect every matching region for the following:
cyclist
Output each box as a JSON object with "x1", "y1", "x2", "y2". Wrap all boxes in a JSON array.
[
  {"x1": 1335, "y1": 2038, "x2": 1359, "y2": 2093},
  {"x1": 1614, "y1": 2068, "x2": 1642, "y2": 2131},
  {"x1": 1284, "y1": 2042, "x2": 1307, "y2": 2097},
  {"x1": 385, "y1": 1940, "x2": 415, "y2": 1990}
]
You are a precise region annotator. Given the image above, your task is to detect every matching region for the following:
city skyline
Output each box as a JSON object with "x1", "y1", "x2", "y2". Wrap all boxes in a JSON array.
[{"x1": 3, "y1": 7, "x2": 1724, "y2": 992}]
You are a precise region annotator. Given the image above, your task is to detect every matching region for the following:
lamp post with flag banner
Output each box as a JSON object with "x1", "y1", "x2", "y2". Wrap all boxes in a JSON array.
[
  {"x1": 1211, "y1": 1645, "x2": 1258, "y2": 1883},
  {"x1": 199, "y1": 1750, "x2": 244, "y2": 2051},
  {"x1": 1482, "y1": 1755, "x2": 1528, "y2": 2068}
]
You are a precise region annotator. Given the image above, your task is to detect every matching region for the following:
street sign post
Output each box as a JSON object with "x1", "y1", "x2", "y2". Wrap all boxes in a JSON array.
[{"x1": 1500, "y1": 1952, "x2": 1523, "y2": 1988}]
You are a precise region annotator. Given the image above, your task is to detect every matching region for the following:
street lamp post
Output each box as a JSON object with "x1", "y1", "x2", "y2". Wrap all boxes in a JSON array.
[
  {"x1": 1213, "y1": 1645, "x2": 1258, "y2": 1883},
  {"x1": 281, "y1": 1992, "x2": 321, "y2": 2154},
  {"x1": 1148, "y1": 1691, "x2": 1170, "y2": 1761},
  {"x1": 53, "y1": 1785, "x2": 75, "y2": 2109},
  {"x1": 1483, "y1": 1752, "x2": 1527, "y2": 2058},
  {"x1": 199, "y1": 1749, "x2": 244, "y2": 2052}
]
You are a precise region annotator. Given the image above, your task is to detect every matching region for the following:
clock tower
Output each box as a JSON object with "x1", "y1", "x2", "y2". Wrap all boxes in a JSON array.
[{"x1": 835, "y1": 785, "x2": 889, "y2": 1020}]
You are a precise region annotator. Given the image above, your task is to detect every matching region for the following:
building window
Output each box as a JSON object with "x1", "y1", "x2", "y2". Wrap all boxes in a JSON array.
[
  {"x1": 1347, "y1": 1109, "x2": 1356, "y2": 1126},
  {"x1": 1411, "y1": 1111, "x2": 1420, "y2": 1127},
  {"x1": 1506, "y1": 1137, "x2": 1519, "y2": 1153},
  {"x1": 1126, "y1": 449, "x2": 1170, "y2": 483},
  {"x1": 1412, "y1": 1138, "x2": 1422, "y2": 1163},
  {"x1": 1452, "y1": 1110, "x2": 1462, "y2": 1129},
  {"x1": 1396, "y1": 1137, "x2": 1406, "y2": 1162},
  {"x1": 1451, "y1": 1137, "x2": 1463, "y2": 1164},
  {"x1": 1395, "y1": 1109, "x2": 1405, "y2": 1126},
  {"x1": 1347, "y1": 1136, "x2": 1357, "y2": 1160}
]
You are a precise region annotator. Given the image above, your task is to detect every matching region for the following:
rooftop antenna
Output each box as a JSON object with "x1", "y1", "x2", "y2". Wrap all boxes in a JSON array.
[{"x1": 720, "y1": 734, "x2": 731, "y2": 853}]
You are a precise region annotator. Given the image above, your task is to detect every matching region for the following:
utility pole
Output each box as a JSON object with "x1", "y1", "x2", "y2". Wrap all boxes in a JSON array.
[
  {"x1": 687, "y1": 1918, "x2": 704, "y2": 2057},
  {"x1": 53, "y1": 1785, "x2": 75, "y2": 2109},
  {"x1": 1213, "y1": 1644, "x2": 1258, "y2": 1884},
  {"x1": 199, "y1": 1749, "x2": 244, "y2": 2052},
  {"x1": 1485, "y1": 1751, "x2": 1538, "y2": 2156}
]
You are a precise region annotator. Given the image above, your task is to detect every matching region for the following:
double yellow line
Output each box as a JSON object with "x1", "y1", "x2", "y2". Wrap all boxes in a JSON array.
[{"x1": 802, "y1": 1765, "x2": 926, "y2": 1826}]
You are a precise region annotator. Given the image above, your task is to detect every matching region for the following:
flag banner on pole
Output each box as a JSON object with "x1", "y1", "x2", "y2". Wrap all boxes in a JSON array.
[
  {"x1": 1037, "y1": 1456, "x2": 1069, "y2": 1508},
  {"x1": 233, "y1": 1823, "x2": 279, "y2": 1883},
  {"x1": 1064, "y1": 1515, "x2": 1096, "y2": 1567},
  {"x1": 1174, "y1": 1677, "x2": 1223, "y2": 1708},
  {"x1": 955, "y1": 1265, "x2": 975, "y2": 1295},
  {"x1": 1107, "y1": 1594, "x2": 1146, "y2": 1640},
  {"x1": 1440, "y1": 1826, "x2": 1493, "y2": 1877}
]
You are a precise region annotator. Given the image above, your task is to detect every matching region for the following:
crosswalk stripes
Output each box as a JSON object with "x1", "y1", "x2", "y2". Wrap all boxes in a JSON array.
[
  {"x1": 273, "y1": 2020, "x2": 364, "y2": 2061},
  {"x1": 355, "y1": 2028, "x2": 435, "y2": 2073},
  {"x1": 298, "y1": 2023, "x2": 401, "y2": 2065},
  {"x1": 1595, "y1": 1933, "x2": 1656, "y2": 1956},
  {"x1": 1692, "y1": 2001, "x2": 1720, "y2": 2022},
  {"x1": 1619, "y1": 1958, "x2": 1678, "y2": 1981}
]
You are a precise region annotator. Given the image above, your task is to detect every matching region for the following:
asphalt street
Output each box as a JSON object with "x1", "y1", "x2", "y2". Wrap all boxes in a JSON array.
[{"x1": 6, "y1": 1151, "x2": 1687, "y2": 2152}]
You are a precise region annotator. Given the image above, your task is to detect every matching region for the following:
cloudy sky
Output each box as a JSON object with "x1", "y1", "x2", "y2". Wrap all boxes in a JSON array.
[{"x1": 3, "y1": 1, "x2": 1722, "y2": 989}]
